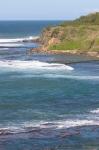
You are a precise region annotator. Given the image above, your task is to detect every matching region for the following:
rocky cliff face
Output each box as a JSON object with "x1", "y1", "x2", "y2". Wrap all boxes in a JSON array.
[
  {"x1": 39, "y1": 12, "x2": 99, "y2": 52},
  {"x1": 40, "y1": 26, "x2": 61, "y2": 50}
]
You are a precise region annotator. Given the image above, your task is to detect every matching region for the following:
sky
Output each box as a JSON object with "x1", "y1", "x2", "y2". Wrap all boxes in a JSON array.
[{"x1": 0, "y1": 0, "x2": 99, "y2": 20}]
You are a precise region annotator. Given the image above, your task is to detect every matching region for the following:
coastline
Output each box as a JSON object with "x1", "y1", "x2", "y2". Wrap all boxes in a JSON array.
[
  {"x1": 31, "y1": 13, "x2": 99, "y2": 60},
  {"x1": 30, "y1": 45, "x2": 99, "y2": 59}
]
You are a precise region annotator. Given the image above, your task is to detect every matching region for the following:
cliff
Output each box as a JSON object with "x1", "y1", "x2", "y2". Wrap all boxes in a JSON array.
[{"x1": 38, "y1": 12, "x2": 99, "y2": 56}]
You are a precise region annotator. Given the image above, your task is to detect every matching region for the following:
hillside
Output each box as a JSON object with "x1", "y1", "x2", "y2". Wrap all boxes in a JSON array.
[{"x1": 39, "y1": 12, "x2": 99, "y2": 55}]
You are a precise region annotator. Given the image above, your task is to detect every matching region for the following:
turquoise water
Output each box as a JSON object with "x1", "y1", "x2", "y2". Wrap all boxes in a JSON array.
[{"x1": 0, "y1": 21, "x2": 99, "y2": 150}]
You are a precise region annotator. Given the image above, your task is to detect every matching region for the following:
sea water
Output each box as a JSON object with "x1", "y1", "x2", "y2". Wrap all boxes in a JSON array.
[{"x1": 0, "y1": 21, "x2": 99, "y2": 150}]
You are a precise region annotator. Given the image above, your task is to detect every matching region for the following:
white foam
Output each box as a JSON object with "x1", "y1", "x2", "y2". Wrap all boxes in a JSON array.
[
  {"x1": 1, "y1": 60, "x2": 99, "y2": 81},
  {"x1": 0, "y1": 36, "x2": 39, "y2": 43},
  {"x1": 0, "y1": 118, "x2": 99, "y2": 135},
  {"x1": 64, "y1": 75, "x2": 99, "y2": 80},
  {"x1": 0, "y1": 43, "x2": 24, "y2": 48},
  {"x1": 90, "y1": 108, "x2": 99, "y2": 114},
  {"x1": 0, "y1": 60, "x2": 74, "y2": 71},
  {"x1": 56, "y1": 119, "x2": 99, "y2": 129},
  {"x1": 7, "y1": 119, "x2": 99, "y2": 131},
  {"x1": 39, "y1": 75, "x2": 98, "y2": 80},
  {"x1": 18, "y1": 117, "x2": 99, "y2": 130}
]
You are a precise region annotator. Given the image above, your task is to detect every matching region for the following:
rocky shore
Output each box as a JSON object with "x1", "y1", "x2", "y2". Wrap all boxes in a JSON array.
[
  {"x1": 30, "y1": 12, "x2": 99, "y2": 59},
  {"x1": 30, "y1": 45, "x2": 99, "y2": 59}
]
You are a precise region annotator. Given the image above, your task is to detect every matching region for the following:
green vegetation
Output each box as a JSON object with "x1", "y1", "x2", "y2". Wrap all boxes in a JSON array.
[
  {"x1": 49, "y1": 40, "x2": 92, "y2": 51},
  {"x1": 61, "y1": 12, "x2": 99, "y2": 26},
  {"x1": 40, "y1": 12, "x2": 99, "y2": 52}
]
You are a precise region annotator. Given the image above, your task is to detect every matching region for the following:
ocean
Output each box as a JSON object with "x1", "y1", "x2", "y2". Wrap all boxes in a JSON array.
[{"x1": 0, "y1": 21, "x2": 99, "y2": 150}]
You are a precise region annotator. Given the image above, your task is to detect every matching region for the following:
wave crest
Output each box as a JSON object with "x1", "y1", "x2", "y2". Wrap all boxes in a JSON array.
[
  {"x1": 0, "y1": 36, "x2": 39, "y2": 43},
  {"x1": 0, "y1": 60, "x2": 74, "y2": 71},
  {"x1": 90, "y1": 108, "x2": 99, "y2": 114},
  {"x1": 0, "y1": 119, "x2": 99, "y2": 136}
]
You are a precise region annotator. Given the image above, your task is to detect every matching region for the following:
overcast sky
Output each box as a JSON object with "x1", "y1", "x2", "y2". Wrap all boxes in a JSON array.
[{"x1": 0, "y1": 0, "x2": 98, "y2": 20}]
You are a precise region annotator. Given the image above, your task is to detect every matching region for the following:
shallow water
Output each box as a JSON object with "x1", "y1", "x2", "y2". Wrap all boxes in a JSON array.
[
  {"x1": 0, "y1": 52, "x2": 99, "y2": 150},
  {"x1": 0, "y1": 21, "x2": 99, "y2": 150}
]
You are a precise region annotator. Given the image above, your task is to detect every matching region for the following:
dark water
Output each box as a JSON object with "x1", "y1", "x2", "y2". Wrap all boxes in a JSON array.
[
  {"x1": 0, "y1": 21, "x2": 61, "y2": 38},
  {"x1": 0, "y1": 21, "x2": 99, "y2": 150}
]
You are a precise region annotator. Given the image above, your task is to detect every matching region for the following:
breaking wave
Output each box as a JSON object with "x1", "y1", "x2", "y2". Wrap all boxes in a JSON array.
[
  {"x1": 0, "y1": 108, "x2": 99, "y2": 136},
  {"x1": 90, "y1": 108, "x2": 99, "y2": 114},
  {"x1": 0, "y1": 43, "x2": 24, "y2": 48},
  {"x1": 0, "y1": 36, "x2": 39, "y2": 43},
  {"x1": 63, "y1": 75, "x2": 99, "y2": 80},
  {"x1": 0, "y1": 36, "x2": 39, "y2": 48},
  {"x1": 0, "y1": 118, "x2": 99, "y2": 136},
  {"x1": 0, "y1": 60, "x2": 74, "y2": 71}
]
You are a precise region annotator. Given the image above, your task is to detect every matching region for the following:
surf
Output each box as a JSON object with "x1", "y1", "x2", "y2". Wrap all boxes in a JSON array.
[
  {"x1": 0, "y1": 60, "x2": 74, "y2": 71},
  {"x1": 0, "y1": 36, "x2": 39, "y2": 43},
  {"x1": 0, "y1": 118, "x2": 99, "y2": 136},
  {"x1": 0, "y1": 36, "x2": 39, "y2": 48}
]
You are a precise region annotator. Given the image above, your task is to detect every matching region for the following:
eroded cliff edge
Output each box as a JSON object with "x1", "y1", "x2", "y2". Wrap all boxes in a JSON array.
[{"x1": 32, "y1": 12, "x2": 99, "y2": 57}]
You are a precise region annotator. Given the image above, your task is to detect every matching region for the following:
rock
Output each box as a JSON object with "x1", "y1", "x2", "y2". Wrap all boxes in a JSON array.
[
  {"x1": 48, "y1": 38, "x2": 60, "y2": 45},
  {"x1": 87, "y1": 51, "x2": 99, "y2": 57}
]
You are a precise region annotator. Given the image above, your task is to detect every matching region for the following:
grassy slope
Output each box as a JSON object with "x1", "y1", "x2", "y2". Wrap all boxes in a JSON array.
[{"x1": 40, "y1": 12, "x2": 99, "y2": 51}]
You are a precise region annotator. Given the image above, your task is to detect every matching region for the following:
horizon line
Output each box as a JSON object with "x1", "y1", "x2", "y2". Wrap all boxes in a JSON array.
[{"x1": 0, "y1": 19, "x2": 67, "y2": 21}]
